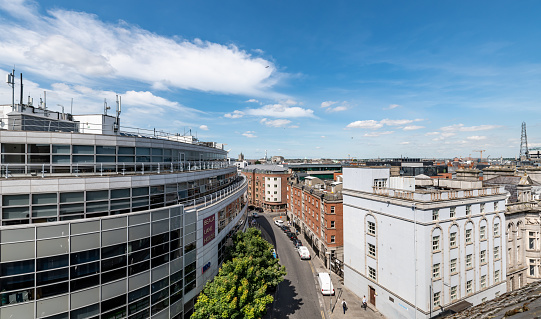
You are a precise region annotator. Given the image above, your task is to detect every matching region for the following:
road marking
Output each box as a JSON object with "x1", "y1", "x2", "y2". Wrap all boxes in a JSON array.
[{"x1": 320, "y1": 310, "x2": 325, "y2": 319}]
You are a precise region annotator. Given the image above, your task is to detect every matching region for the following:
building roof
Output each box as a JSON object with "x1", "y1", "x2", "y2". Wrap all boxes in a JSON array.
[{"x1": 242, "y1": 164, "x2": 289, "y2": 173}]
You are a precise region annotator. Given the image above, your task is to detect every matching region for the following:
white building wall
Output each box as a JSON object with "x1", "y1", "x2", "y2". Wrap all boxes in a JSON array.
[
  {"x1": 265, "y1": 176, "x2": 281, "y2": 202},
  {"x1": 343, "y1": 167, "x2": 507, "y2": 319}
]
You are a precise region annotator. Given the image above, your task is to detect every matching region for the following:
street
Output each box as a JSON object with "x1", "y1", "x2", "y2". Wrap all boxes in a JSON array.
[{"x1": 256, "y1": 213, "x2": 325, "y2": 319}]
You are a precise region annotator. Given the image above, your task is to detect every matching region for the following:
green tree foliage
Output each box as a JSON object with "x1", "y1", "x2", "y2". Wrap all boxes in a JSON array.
[{"x1": 192, "y1": 228, "x2": 286, "y2": 319}]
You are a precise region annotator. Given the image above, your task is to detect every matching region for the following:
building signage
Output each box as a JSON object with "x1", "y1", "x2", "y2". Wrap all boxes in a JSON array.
[
  {"x1": 202, "y1": 261, "x2": 211, "y2": 274},
  {"x1": 203, "y1": 214, "x2": 216, "y2": 246}
]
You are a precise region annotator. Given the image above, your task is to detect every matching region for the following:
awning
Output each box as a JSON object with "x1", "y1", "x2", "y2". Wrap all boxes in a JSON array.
[{"x1": 446, "y1": 300, "x2": 473, "y2": 313}]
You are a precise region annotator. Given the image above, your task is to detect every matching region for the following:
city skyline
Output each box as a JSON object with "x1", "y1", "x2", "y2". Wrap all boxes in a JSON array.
[{"x1": 1, "y1": 0, "x2": 540, "y2": 159}]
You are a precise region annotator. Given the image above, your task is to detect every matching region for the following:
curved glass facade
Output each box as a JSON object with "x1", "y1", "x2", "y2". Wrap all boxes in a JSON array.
[{"x1": 0, "y1": 130, "x2": 248, "y2": 319}]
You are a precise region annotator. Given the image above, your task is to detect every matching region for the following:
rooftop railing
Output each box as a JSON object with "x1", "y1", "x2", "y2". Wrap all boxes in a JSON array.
[
  {"x1": 0, "y1": 160, "x2": 234, "y2": 179},
  {"x1": 372, "y1": 185, "x2": 504, "y2": 202}
]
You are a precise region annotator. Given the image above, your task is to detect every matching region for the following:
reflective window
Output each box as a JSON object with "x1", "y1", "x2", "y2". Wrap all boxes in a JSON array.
[
  {"x1": 1, "y1": 259, "x2": 35, "y2": 276},
  {"x1": 71, "y1": 249, "x2": 100, "y2": 265},
  {"x1": 37, "y1": 255, "x2": 69, "y2": 271}
]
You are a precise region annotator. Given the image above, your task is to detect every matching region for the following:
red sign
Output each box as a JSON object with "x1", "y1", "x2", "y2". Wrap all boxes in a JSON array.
[{"x1": 203, "y1": 214, "x2": 216, "y2": 246}]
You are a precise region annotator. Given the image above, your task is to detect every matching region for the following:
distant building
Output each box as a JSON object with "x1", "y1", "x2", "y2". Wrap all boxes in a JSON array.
[
  {"x1": 242, "y1": 165, "x2": 289, "y2": 212},
  {"x1": 343, "y1": 166, "x2": 507, "y2": 319},
  {"x1": 271, "y1": 155, "x2": 284, "y2": 163},
  {"x1": 483, "y1": 173, "x2": 541, "y2": 291},
  {"x1": 287, "y1": 176, "x2": 343, "y2": 271},
  {"x1": 287, "y1": 163, "x2": 342, "y2": 181}
]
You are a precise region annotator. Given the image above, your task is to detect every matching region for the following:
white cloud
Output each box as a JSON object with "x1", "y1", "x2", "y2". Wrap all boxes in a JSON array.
[
  {"x1": 224, "y1": 110, "x2": 245, "y2": 119},
  {"x1": 403, "y1": 125, "x2": 425, "y2": 131},
  {"x1": 346, "y1": 120, "x2": 383, "y2": 129},
  {"x1": 0, "y1": 2, "x2": 282, "y2": 96},
  {"x1": 246, "y1": 99, "x2": 259, "y2": 103},
  {"x1": 440, "y1": 124, "x2": 501, "y2": 132},
  {"x1": 321, "y1": 136, "x2": 326, "y2": 138},
  {"x1": 246, "y1": 103, "x2": 314, "y2": 118},
  {"x1": 260, "y1": 118, "x2": 291, "y2": 128},
  {"x1": 321, "y1": 101, "x2": 337, "y2": 108},
  {"x1": 425, "y1": 132, "x2": 440, "y2": 136},
  {"x1": 364, "y1": 131, "x2": 394, "y2": 137},
  {"x1": 316, "y1": 146, "x2": 321, "y2": 149},
  {"x1": 242, "y1": 131, "x2": 257, "y2": 138},
  {"x1": 381, "y1": 119, "x2": 419, "y2": 126},
  {"x1": 466, "y1": 135, "x2": 487, "y2": 140},
  {"x1": 199, "y1": 125, "x2": 209, "y2": 131},
  {"x1": 327, "y1": 106, "x2": 348, "y2": 112},
  {"x1": 400, "y1": 142, "x2": 410, "y2": 145},
  {"x1": 387, "y1": 104, "x2": 400, "y2": 109}
]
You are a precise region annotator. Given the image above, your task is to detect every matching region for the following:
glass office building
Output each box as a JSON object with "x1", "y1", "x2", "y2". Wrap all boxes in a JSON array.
[{"x1": 0, "y1": 103, "x2": 248, "y2": 319}]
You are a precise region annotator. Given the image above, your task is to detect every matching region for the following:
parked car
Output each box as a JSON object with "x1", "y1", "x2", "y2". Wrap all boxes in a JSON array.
[
  {"x1": 281, "y1": 225, "x2": 290, "y2": 232},
  {"x1": 293, "y1": 239, "x2": 303, "y2": 248},
  {"x1": 298, "y1": 246, "x2": 311, "y2": 260},
  {"x1": 271, "y1": 249, "x2": 277, "y2": 259},
  {"x1": 288, "y1": 233, "x2": 297, "y2": 241},
  {"x1": 252, "y1": 212, "x2": 259, "y2": 218},
  {"x1": 274, "y1": 220, "x2": 284, "y2": 227},
  {"x1": 317, "y1": 272, "x2": 335, "y2": 295}
]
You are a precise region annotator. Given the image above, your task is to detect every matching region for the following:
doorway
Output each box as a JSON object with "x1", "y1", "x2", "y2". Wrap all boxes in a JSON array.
[{"x1": 369, "y1": 286, "x2": 376, "y2": 306}]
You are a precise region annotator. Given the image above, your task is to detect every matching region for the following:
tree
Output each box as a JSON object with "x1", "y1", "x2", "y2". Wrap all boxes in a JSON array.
[{"x1": 192, "y1": 228, "x2": 285, "y2": 319}]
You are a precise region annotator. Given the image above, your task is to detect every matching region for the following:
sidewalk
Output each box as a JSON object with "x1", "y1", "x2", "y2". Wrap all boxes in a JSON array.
[{"x1": 307, "y1": 244, "x2": 385, "y2": 319}]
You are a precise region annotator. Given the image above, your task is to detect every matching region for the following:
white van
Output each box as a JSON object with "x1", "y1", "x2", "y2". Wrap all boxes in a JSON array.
[
  {"x1": 297, "y1": 246, "x2": 310, "y2": 260},
  {"x1": 317, "y1": 272, "x2": 335, "y2": 295}
]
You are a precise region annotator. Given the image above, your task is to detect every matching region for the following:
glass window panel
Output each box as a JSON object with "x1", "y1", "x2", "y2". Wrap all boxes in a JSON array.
[
  {"x1": 118, "y1": 147, "x2": 135, "y2": 155},
  {"x1": 36, "y1": 282, "x2": 68, "y2": 299},
  {"x1": 129, "y1": 249, "x2": 150, "y2": 264},
  {"x1": 52, "y1": 145, "x2": 70, "y2": 154},
  {"x1": 102, "y1": 243, "x2": 127, "y2": 259},
  {"x1": 128, "y1": 286, "x2": 149, "y2": 303},
  {"x1": 96, "y1": 146, "x2": 116, "y2": 155},
  {"x1": 96, "y1": 156, "x2": 115, "y2": 163},
  {"x1": 2, "y1": 154, "x2": 25, "y2": 163},
  {"x1": 60, "y1": 192, "x2": 84, "y2": 203},
  {"x1": 129, "y1": 238, "x2": 150, "y2": 252},
  {"x1": 136, "y1": 148, "x2": 150, "y2": 155},
  {"x1": 41, "y1": 311, "x2": 67, "y2": 319},
  {"x1": 1, "y1": 259, "x2": 35, "y2": 276},
  {"x1": 70, "y1": 274, "x2": 99, "y2": 292},
  {"x1": 150, "y1": 186, "x2": 164, "y2": 195},
  {"x1": 131, "y1": 197, "x2": 149, "y2": 208},
  {"x1": 102, "y1": 268, "x2": 126, "y2": 284},
  {"x1": 72, "y1": 145, "x2": 94, "y2": 154},
  {"x1": 28, "y1": 154, "x2": 50, "y2": 163},
  {"x1": 32, "y1": 205, "x2": 57, "y2": 217},
  {"x1": 111, "y1": 189, "x2": 130, "y2": 199},
  {"x1": 71, "y1": 304, "x2": 99, "y2": 319},
  {"x1": 85, "y1": 201, "x2": 109, "y2": 213},
  {"x1": 132, "y1": 187, "x2": 149, "y2": 196},
  {"x1": 102, "y1": 256, "x2": 126, "y2": 272},
  {"x1": 33, "y1": 193, "x2": 57, "y2": 205},
  {"x1": 151, "y1": 277, "x2": 168, "y2": 293},
  {"x1": 136, "y1": 156, "x2": 150, "y2": 163},
  {"x1": 36, "y1": 268, "x2": 69, "y2": 286},
  {"x1": 151, "y1": 156, "x2": 163, "y2": 162},
  {"x1": 52, "y1": 155, "x2": 70, "y2": 164},
  {"x1": 28, "y1": 144, "x2": 50, "y2": 153},
  {"x1": 128, "y1": 261, "x2": 149, "y2": 276},
  {"x1": 111, "y1": 199, "x2": 130, "y2": 211},
  {"x1": 118, "y1": 156, "x2": 134, "y2": 163},
  {"x1": 3, "y1": 194, "x2": 29, "y2": 206},
  {"x1": 72, "y1": 155, "x2": 94, "y2": 163},
  {"x1": 37, "y1": 255, "x2": 69, "y2": 271},
  {"x1": 1, "y1": 274, "x2": 34, "y2": 291},
  {"x1": 71, "y1": 249, "x2": 100, "y2": 265},
  {"x1": 59, "y1": 203, "x2": 84, "y2": 215},
  {"x1": 2, "y1": 143, "x2": 25, "y2": 153},
  {"x1": 70, "y1": 261, "x2": 100, "y2": 279},
  {"x1": 151, "y1": 148, "x2": 163, "y2": 156},
  {"x1": 2, "y1": 207, "x2": 30, "y2": 219},
  {"x1": 86, "y1": 190, "x2": 109, "y2": 201}
]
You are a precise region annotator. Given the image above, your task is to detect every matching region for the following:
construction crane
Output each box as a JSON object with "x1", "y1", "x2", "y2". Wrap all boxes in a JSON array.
[{"x1": 474, "y1": 149, "x2": 486, "y2": 163}]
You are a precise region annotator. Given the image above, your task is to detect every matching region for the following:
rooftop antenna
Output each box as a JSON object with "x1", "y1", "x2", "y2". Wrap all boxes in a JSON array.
[
  {"x1": 103, "y1": 98, "x2": 110, "y2": 115},
  {"x1": 6, "y1": 68, "x2": 15, "y2": 112},
  {"x1": 43, "y1": 91, "x2": 47, "y2": 109},
  {"x1": 115, "y1": 95, "x2": 121, "y2": 132},
  {"x1": 70, "y1": 98, "x2": 73, "y2": 115},
  {"x1": 520, "y1": 122, "x2": 529, "y2": 161},
  {"x1": 19, "y1": 73, "x2": 23, "y2": 112}
]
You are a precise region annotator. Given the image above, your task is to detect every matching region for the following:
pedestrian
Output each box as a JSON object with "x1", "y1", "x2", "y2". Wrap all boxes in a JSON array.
[
  {"x1": 362, "y1": 295, "x2": 367, "y2": 310},
  {"x1": 342, "y1": 299, "x2": 347, "y2": 314}
]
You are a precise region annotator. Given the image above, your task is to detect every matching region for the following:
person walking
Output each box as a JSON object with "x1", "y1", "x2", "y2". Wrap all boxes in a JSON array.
[
  {"x1": 342, "y1": 299, "x2": 348, "y2": 314},
  {"x1": 362, "y1": 295, "x2": 367, "y2": 310}
]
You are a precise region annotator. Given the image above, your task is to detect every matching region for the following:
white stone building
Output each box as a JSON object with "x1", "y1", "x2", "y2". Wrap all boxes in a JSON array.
[{"x1": 342, "y1": 167, "x2": 507, "y2": 319}]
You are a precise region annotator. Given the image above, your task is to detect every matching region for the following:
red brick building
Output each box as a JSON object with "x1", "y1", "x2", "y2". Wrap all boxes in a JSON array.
[
  {"x1": 287, "y1": 176, "x2": 343, "y2": 270},
  {"x1": 241, "y1": 164, "x2": 289, "y2": 212}
]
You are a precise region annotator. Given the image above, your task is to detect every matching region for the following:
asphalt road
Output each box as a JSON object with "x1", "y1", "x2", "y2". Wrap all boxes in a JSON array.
[{"x1": 257, "y1": 213, "x2": 325, "y2": 319}]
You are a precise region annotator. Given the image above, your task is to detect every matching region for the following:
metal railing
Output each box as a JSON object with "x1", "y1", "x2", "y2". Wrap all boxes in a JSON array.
[
  {"x1": 372, "y1": 185, "x2": 504, "y2": 202},
  {"x1": 0, "y1": 160, "x2": 233, "y2": 179}
]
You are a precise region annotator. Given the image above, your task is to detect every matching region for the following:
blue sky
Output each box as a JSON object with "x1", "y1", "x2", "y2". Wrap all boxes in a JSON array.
[{"x1": 1, "y1": 0, "x2": 540, "y2": 159}]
